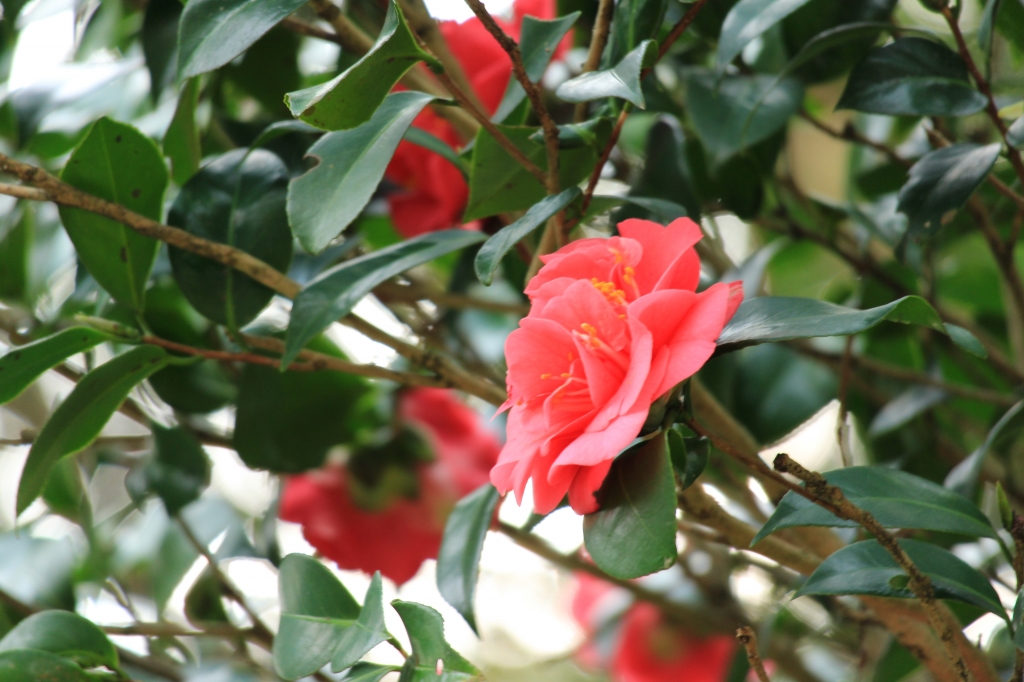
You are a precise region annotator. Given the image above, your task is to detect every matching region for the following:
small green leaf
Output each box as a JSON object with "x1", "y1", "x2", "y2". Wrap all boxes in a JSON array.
[
  {"x1": 528, "y1": 118, "x2": 613, "y2": 149},
  {"x1": 285, "y1": 0, "x2": 438, "y2": 131},
  {"x1": 283, "y1": 230, "x2": 485, "y2": 367},
  {"x1": 436, "y1": 484, "x2": 499, "y2": 633},
  {"x1": 868, "y1": 385, "x2": 946, "y2": 437},
  {"x1": 583, "y1": 435, "x2": 677, "y2": 580},
  {"x1": 605, "y1": 0, "x2": 665, "y2": 67},
  {"x1": 998, "y1": 482, "x2": 1013, "y2": 530},
  {"x1": 717, "y1": 296, "x2": 982, "y2": 355},
  {"x1": 978, "y1": 0, "x2": 1002, "y2": 73},
  {"x1": 163, "y1": 79, "x2": 202, "y2": 186},
  {"x1": 464, "y1": 125, "x2": 598, "y2": 221},
  {"x1": 42, "y1": 457, "x2": 91, "y2": 527},
  {"x1": 168, "y1": 148, "x2": 293, "y2": 327},
  {"x1": 17, "y1": 345, "x2": 170, "y2": 515},
  {"x1": 494, "y1": 13, "x2": 580, "y2": 122},
  {"x1": 0, "y1": 650, "x2": 94, "y2": 682},
  {"x1": 142, "y1": 0, "x2": 183, "y2": 97},
  {"x1": 127, "y1": 423, "x2": 211, "y2": 515},
  {"x1": 403, "y1": 127, "x2": 467, "y2": 178},
  {"x1": 667, "y1": 428, "x2": 708, "y2": 490},
  {"x1": 716, "y1": 0, "x2": 816, "y2": 73},
  {"x1": 391, "y1": 601, "x2": 479, "y2": 682},
  {"x1": 556, "y1": 40, "x2": 655, "y2": 109},
  {"x1": 274, "y1": 554, "x2": 361, "y2": 680},
  {"x1": 0, "y1": 327, "x2": 112, "y2": 405},
  {"x1": 60, "y1": 117, "x2": 167, "y2": 312},
  {"x1": 474, "y1": 188, "x2": 581, "y2": 285},
  {"x1": 1008, "y1": 117, "x2": 1024, "y2": 149},
  {"x1": 751, "y1": 466, "x2": 997, "y2": 546},
  {"x1": 0, "y1": 610, "x2": 117, "y2": 669},
  {"x1": 332, "y1": 573, "x2": 389, "y2": 672},
  {"x1": 0, "y1": 207, "x2": 32, "y2": 302},
  {"x1": 837, "y1": 37, "x2": 987, "y2": 116},
  {"x1": 944, "y1": 323, "x2": 987, "y2": 358},
  {"x1": 1014, "y1": 591, "x2": 1024, "y2": 650},
  {"x1": 609, "y1": 117, "x2": 698, "y2": 221},
  {"x1": 287, "y1": 91, "x2": 435, "y2": 254},
  {"x1": 796, "y1": 539, "x2": 1006, "y2": 621},
  {"x1": 897, "y1": 143, "x2": 1001, "y2": 238},
  {"x1": 176, "y1": 0, "x2": 307, "y2": 78},
  {"x1": 342, "y1": 663, "x2": 403, "y2": 682},
  {"x1": 945, "y1": 400, "x2": 1024, "y2": 499}
]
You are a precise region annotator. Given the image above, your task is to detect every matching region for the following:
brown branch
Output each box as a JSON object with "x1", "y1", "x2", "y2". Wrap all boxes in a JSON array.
[
  {"x1": 773, "y1": 454, "x2": 973, "y2": 682},
  {"x1": 656, "y1": 0, "x2": 711, "y2": 63},
  {"x1": 102, "y1": 623, "x2": 255, "y2": 638},
  {"x1": 737, "y1": 627, "x2": 772, "y2": 682},
  {"x1": 573, "y1": 0, "x2": 616, "y2": 122},
  {"x1": 374, "y1": 280, "x2": 529, "y2": 315},
  {"x1": 280, "y1": 16, "x2": 345, "y2": 44}
]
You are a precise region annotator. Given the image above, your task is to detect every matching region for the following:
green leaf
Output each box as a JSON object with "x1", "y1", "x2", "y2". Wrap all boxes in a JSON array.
[
  {"x1": 0, "y1": 207, "x2": 32, "y2": 302},
  {"x1": 795, "y1": 539, "x2": 1006, "y2": 620},
  {"x1": 250, "y1": 120, "x2": 321, "y2": 150},
  {"x1": 556, "y1": 40, "x2": 655, "y2": 109},
  {"x1": 493, "y1": 13, "x2": 580, "y2": 122},
  {"x1": 436, "y1": 484, "x2": 499, "y2": 634},
  {"x1": 474, "y1": 188, "x2": 581, "y2": 285},
  {"x1": 59, "y1": 117, "x2": 167, "y2": 312},
  {"x1": 282, "y1": 230, "x2": 485, "y2": 366},
  {"x1": 945, "y1": 400, "x2": 1024, "y2": 499},
  {"x1": 342, "y1": 663, "x2": 403, "y2": 682},
  {"x1": 391, "y1": 601, "x2": 479, "y2": 682},
  {"x1": 897, "y1": 143, "x2": 1001, "y2": 238},
  {"x1": 716, "y1": 0, "x2": 816, "y2": 73},
  {"x1": 0, "y1": 610, "x2": 117, "y2": 669},
  {"x1": 605, "y1": 0, "x2": 666, "y2": 67},
  {"x1": 285, "y1": 0, "x2": 438, "y2": 131},
  {"x1": 582, "y1": 435, "x2": 677, "y2": 580},
  {"x1": 944, "y1": 323, "x2": 987, "y2": 358},
  {"x1": 1008, "y1": 117, "x2": 1024, "y2": 149},
  {"x1": 287, "y1": 91, "x2": 435, "y2": 254},
  {"x1": 0, "y1": 327, "x2": 112, "y2": 405},
  {"x1": 163, "y1": 79, "x2": 201, "y2": 186},
  {"x1": 17, "y1": 345, "x2": 170, "y2": 515},
  {"x1": 584, "y1": 195, "x2": 688, "y2": 224},
  {"x1": 0, "y1": 650, "x2": 94, "y2": 682},
  {"x1": 403, "y1": 127, "x2": 467, "y2": 178},
  {"x1": 127, "y1": 423, "x2": 210, "y2": 515},
  {"x1": 331, "y1": 573, "x2": 389, "y2": 672},
  {"x1": 751, "y1": 466, "x2": 998, "y2": 546},
  {"x1": 176, "y1": 0, "x2": 306, "y2": 79},
  {"x1": 1014, "y1": 591, "x2": 1024, "y2": 651},
  {"x1": 528, "y1": 118, "x2": 614, "y2": 149},
  {"x1": 685, "y1": 71, "x2": 802, "y2": 166},
  {"x1": 978, "y1": 0, "x2": 1002, "y2": 74},
  {"x1": 667, "y1": 428, "x2": 708, "y2": 490},
  {"x1": 868, "y1": 385, "x2": 946, "y2": 437},
  {"x1": 142, "y1": 0, "x2": 183, "y2": 97},
  {"x1": 464, "y1": 125, "x2": 598, "y2": 221},
  {"x1": 718, "y1": 295, "x2": 949, "y2": 347},
  {"x1": 836, "y1": 37, "x2": 987, "y2": 116},
  {"x1": 610, "y1": 116, "x2": 699, "y2": 221},
  {"x1": 168, "y1": 148, "x2": 293, "y2": 327},
  {"x1": 274, "y1": 553, "x2": 361, "y2": 680},
  {"x1": 42, "y1": 457, "x2": 92, "y2": 527}
]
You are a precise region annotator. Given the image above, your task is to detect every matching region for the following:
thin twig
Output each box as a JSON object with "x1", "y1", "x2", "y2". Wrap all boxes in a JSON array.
[
  {"x1": 102, "y1": 623, "x2": 255, "y2": 638},
  {"x1": 656, "y1": 0, "x2": 711, "y2": 63},
  {"x1": 737, "y1": 627, "x2": 772, "y2": 682},
  {"x1": 573, "y1": 0, "x2": 616, "y2": 122},
  {"x1": 773, "y1": 454, "x2": 973, "y2": 682},
  {"x1": 280, "y1": 16, "x2": 345, "y2": 44}
]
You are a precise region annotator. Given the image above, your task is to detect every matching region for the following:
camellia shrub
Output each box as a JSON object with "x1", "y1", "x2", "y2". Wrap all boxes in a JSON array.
[{"x1": 2, "y1": 0, "x2": 1024, "y2": 679}]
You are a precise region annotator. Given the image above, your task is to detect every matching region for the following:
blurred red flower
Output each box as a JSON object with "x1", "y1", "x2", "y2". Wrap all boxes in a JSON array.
[{"x1": 279, "y1": 388, "x2": 500, "y2": 584}]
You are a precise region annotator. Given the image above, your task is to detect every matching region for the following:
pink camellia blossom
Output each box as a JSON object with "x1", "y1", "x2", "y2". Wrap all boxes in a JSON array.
[
  {"x1": 491, "y1": 218, "x2": 742, "y2": 514},
  {"x1": 279, "y1": 388, "x2": 500, "y2": 584}
]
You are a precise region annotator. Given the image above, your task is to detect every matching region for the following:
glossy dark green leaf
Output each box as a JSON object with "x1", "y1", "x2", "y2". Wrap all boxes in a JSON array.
[
  {"x1": 163, "y1": 79, "x2": 201, "y2": 186},
  {"x1": 436, "y1": 484, "x2": 499, "y2": 633},
  {"x1": 168, "y1": 148, "x2": 293, "y2": 327},
  {"x1": 0, "y1": 610, "x2": 117, "y2": 668},
  {"x1": 332, "y1": 573, "x2": 389, "y2": 671},
  {"x1": 721, "y1": 239, "x2": 786, "y2": 298},
  {"x1": 751, "y1": 466, "x2": 997, "y2": 546},
  {"x1": 287, "y1": 91, "x2": 435, "y2": 254},
  {"x1": 60, "y1": 117, "x2": 167, "y2": 312},
  {"x1": 464, "y1": 124, "x2": 598, "y2": 221},
  {"x1": 475, "y1": 188, "x2": 581, "y2": 285},
  {"x1": 606, "y1": 0, "x2": 666, "y2": 66},
  {"x1": 716, "y1": 0, "x2": 815, "y2": 72},
  {"x1": 944, "y1": 323, "x2": 987, "y2": 358},
  {"x1": 978, "y1": 0, "x2": 1001, "y2": 74},
  {"x1": 868, "y1": 385, "x2": 946, "y2": 437},
  {"x1": 342, "y1": 663, "x2": 403, "y2": 682},
  {"x1": 0, "y1": 327, "x2": 112, "y2": 405},
  {"x1": 583, "y1": 435, "x2": 677, "y2": 579},
  {"x1": 528, "y1": 117, "x2": 613, "y2": 149},
  {"x1": 142, "y1": 0, "x2": 182, "y2": 98},
  {"x1": 585, "y1": 195, "x2": 688, "y2": 224},
  {"x1": 667, "y1": 428, "x2": 708, "y2": 490},
  {"x1": 403, "y1": 127, "x2": 467, "y2": 178},
  {"x1": 285, "y1": 0, "x2": 438, "y2": 131},
  {"x1": 223, "y1": 27, "x2": 301, "y2": 115},
  {"x1": 176, "y1": 0, "x2": 306, "y2": 78},
  {"x1": 685, "y1": 71, "x2": 802, "y2": 166},
  {"x1": 274, "y1": 553, "x2": 361, "y2": 680},
  {"x1": 0, "y1": 207, "x2": 32, "y2": 302},
  {"x1": 128, "y1": 424, "x2": 210, "y2": 515},
  {"x1": 391, "y1": 601, "x2": 479, "y2": 682},
  {"x1": 0, "y1": 650, "x2": 93, "y2": 682},
  {"x1": 17, "y1": 345, "x2": 169, "y2": 515},
  {"x1": 235, "y1": 336, "x2": 376, "y2": 472},
  {"x1": 897, "y1": 143, "x2": 1001, "y2": 238},
  {"x1": 613, "y1": 116, "x2": 699, "y2": 221},
  {"x1": 945, "y1": 401, "x2": 1024, "y2": 499},
  {"x1": 837, "y1": 37, "x2": 987, "y2": 116},
  {"x1": 1008, "y1": 117, "x2": 1024, "y2": 149},
  {"x1": 283, "y1": 230, "x2": 485, "y2": 366},
  {"x1": 556, "y1": 40, "x2": 655, "y2": 108},
  {"x1": 494, "y1": 13, "x2": 580, "y2": 122},
  {"x1": 1014, "y1": 591, "x2": 1024, "y2": 651},
  {"x1": 796, "y1": 539, "x2": 1006, "y2": 620},
  {"x1": 41, "y1": 457, "x2": 91, "y2": 527}
]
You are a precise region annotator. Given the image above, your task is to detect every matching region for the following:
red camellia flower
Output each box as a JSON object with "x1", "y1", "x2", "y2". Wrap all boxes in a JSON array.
[
  {"x1": 279, "y1": 388, "x2": 500, "y2": 584},
  {"x1": 385, "y1": 0, "x2": 565, "y2": 237},
  {"x1": 491, "y1": 218, "x2": 743, "y2": 514}
]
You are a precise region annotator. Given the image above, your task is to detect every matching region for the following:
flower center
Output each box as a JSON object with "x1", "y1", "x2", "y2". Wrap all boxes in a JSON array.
[{"x1": 590, "y1": 278, "x2": 627, "y2": 306}]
